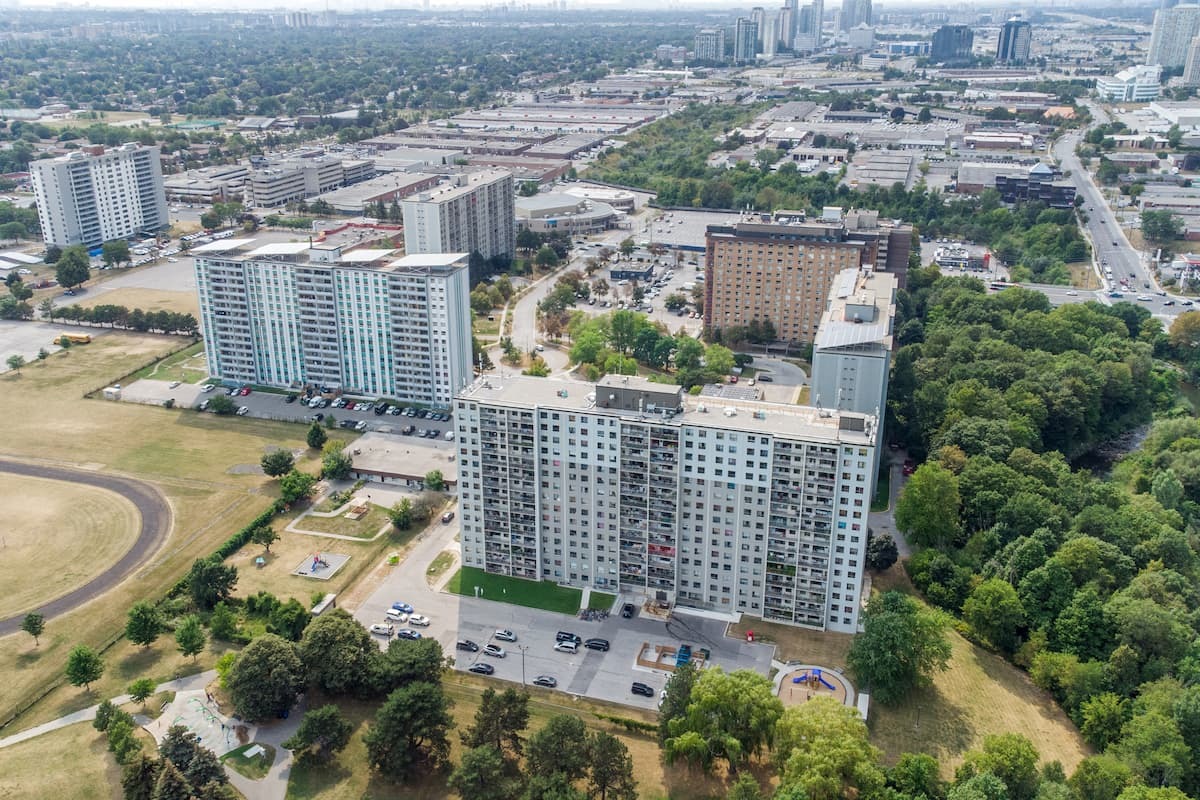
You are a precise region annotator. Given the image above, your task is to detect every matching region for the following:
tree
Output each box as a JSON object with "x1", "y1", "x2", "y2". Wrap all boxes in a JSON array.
[
  {"x1": 447, "y1": 745, "x2": 519, "y2": 800},
  {"x1": 38, "y1": 298, "x2": 54, "y2": 321},
  {"x1": 727, "y1": 773, "x2": 765, "y2": 800},
  {"x1": 6, "y1": 354, "x2": 25, "y2": 374},
  {"x1": 619, "y1": 238, "x2": 635, "y2": 257},
  {"x1": 462, "y1": 686, "x2": 530, "y2": 763},
  {"x1": 200, "y1": 210, "x2": 222, "y2": 230},
  {"x1": 425, "y1": 469, "x2": 445, "y2": 491},
  {"x1": 527, "y1": 714, "x2": 590, "y2": 782},
  {"x1": 890, "y1": 752, "x2": 945, "y2": 799},
  {"x1": 250, "y1": 524, "x2": 279, "y2": 552},
  {"x1": 1111, "y1": 711, "x2": 1191, "y2": 789},
  {"x1": 588, "y1": 731, "x2": 638, "y2": 800},
  {"x1": 368, "y1": 637, "x2": 448, "y2": 696},
  {"x1": 36, "y1": 347, "x2": 49, "y2": 362},
  {"x1": 364, "y1": 681, "x2": 454, "y2": 781},
  {"x1": 1142, "y1": 210, "x2": 1183, "y2": 245},
  {"x1": 773, "y1": 697, "x2": 886, "y2": 800},
  {"x1": 866, "y1": 532, "x2": 899, "y2": 571},
  {"x1": 703, "y1": 344, "x2": 735, "y2": 380},
  {"x1": 44, "y1": 244, "x2": 62, "y2": 265},
  {"x1": 658, "y1": 662, "x2": 698, "y2": 741},
  {"x1": 298, "y1": 609, "x2": 375, "y2": 695},
  {"x1": 517, "y1": 227, "x2": 542, "y2": 255},
  {"x1": 536, "y1": 245, "x2": 560, "y2": 269},
  {"x1": 207, "y1": 395, "x2": 236, "y2": 415},
  {"x1": 388, "y1": 498, "x2": 414, "y2": 530},
  {"x1": 306, "y1": 421, "x2": 327, "y2": 450},
  {"x1": 21, "y1": 612, "x2": 44, "y2": 646},
  {"x1": 152, "y1": 758, "x2": 193, "y2": 800},
  {"x1": 55, "y1": 246, "x2": 91, "y2": 289},
  {"x1": 101, "y1": 239, "x2": 131, "y2": 269},
  {"x1": 186, "y1": 557, "x2": 238, "y2": 610},
  {"x1": 121, "y1": 753, "x2": 161, "y2": 800},
  {"x1": 895, "y1": 462, "x2": 962, "y2": 548},
  {"x1": 283, "y1": 704, "x2": 354, "y2": 764},
  {"x1": 159, "y1": 724, "x2": 199, "y2": 772},
  {"x1": 958, "y1": 733, "x2": 1041, "y2": 800},
  {"x1": 175, "y1": 614, "x2": 206, "y2": 661},
  {"x1": 918, "y1": 106, "x2": 933, "y2": 123},
  {"x1": 663, "y1": 668, "x2": 783, "y2": 772},
  {"x1": 320, "y1": 440, "x2": 353, "y2": 480},
  {"x1": 261, "y1": 449, "x2": 294, "y2": 477},
  {"x1": 226, "y1": 634, "x2": 304, "y2": 721},
  {"x1": 847, "y1": 591, "x2": 952, "y2": 705},
  {"x1": 1081, "y1": 693, "x2": 1129, "y2": 750},
  {"x1": 183, "y1": 746, "x2": 227, "y2": 791},
  {"x1": 125, "y1": 601, "x2": 164, "y2": 648},
  {"x1": 891, "y1": 106, "x2": 906, "y2": 122},
  {"x1": 128, "y1": 677, "x2": 157, "y2": 707},
  {"x1": 279, "y1": 469, "x2": 317, "y2": 505},
  {"x1": 65, "y1": 644, "x2": 104, "y2": 690},
  {"x1": 664, "y1": 293, "x2": 689, "y2": 313},
  {"x1": 1068, "y1": 755, "x2": 1134, "y2": 800},
  {"x1": 963, "y1": 578, "x2": 1025, "y2": 653}
]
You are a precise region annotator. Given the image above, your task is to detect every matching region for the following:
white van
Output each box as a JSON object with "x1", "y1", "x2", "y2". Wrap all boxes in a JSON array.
[{"x1": 444, "y1": 430, "x2": 455, "y2": 441}]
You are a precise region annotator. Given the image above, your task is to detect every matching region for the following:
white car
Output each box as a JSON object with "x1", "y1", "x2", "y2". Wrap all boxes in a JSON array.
[
  {"x1": 236, "y1": 406, "x2": 249, "y2": 416},
  {"x1": 1137, "y1": 295, "x2": 1153, "y2": 301},
  {"x1": 200, "y1": 384, "x2": 216, "y2": 393},
  {"x1": 408, "y1": 614, "x2": 431, "y2": 627},
  {"x1": 169, "y1": 380, "x2": 182, "y2": 389},
  {"x1": 494, "y1": 629, "x2": 518, "y2": 642},
  {"x1": 385, "y1": 609, "x2": 409, "y2": 623},
  {"x1": 483, "y1": 644, "x2": 507, "y2": 658},
  {"x1": 554, "y1": 641, "x2": 578, "y2": 654},
  {"x1": 369, "y1": 623, "x2": 394, "y2": 637}
]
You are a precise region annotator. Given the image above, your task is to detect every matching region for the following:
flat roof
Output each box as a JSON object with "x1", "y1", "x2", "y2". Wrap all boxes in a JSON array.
[
  {"x1": 0, "y1": 251, "x2": 40, "y2": 264},
  {"x1": 340, "y1": 248, "x2": 398, "y2": 263},
  {"x1": 345, "y1": 431, "x2": 458, "y2": 482},
  {"x1": 388, "y1": 253, "x2": 468, "y2": 269},
  {"x1": 813, "y1": 269, "x2": 896, "y2": 352},
  {"x1": 191, "y1": 238, "x2": 258, "y2": 253},
  {"x1": 246, "y1": 242, "x2": 311, "y2": 257},
  {"x1": 459, "y1": 374, "x2": 876, "y2": 445}
]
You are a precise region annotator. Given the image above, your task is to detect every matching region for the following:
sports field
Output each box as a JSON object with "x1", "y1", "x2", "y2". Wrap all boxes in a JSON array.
[
  {"x1": 75, "y1": 286, "x2": 200, "y2": 318},
  {"x1": 0, "y1": 475, "x2": 140, "y2": 620}
]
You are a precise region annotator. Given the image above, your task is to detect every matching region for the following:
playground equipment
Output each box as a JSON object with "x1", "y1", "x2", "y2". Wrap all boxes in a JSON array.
[
  {"x1": 310, "y1": 553, "x2": 329, "y2": 574},
  {"x1": 792, "y1": 668, "x2": 836, "y2": 691}
]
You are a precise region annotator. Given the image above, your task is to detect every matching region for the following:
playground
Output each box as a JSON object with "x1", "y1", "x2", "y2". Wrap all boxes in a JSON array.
[
  {"x1": 777, "y1": 665, "x2": 853, "y2": 707},
  {"x1": 145, "y1": 690, "x2": 250, "y2": 757},
  {"x1": 290, "y1": 551, "x2": 350, "y2": 580}
]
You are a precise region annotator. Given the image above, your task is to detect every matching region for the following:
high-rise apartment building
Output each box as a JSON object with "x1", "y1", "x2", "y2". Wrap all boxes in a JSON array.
[
  {"x1": 1150, "y1": 5, "x2": 1200, "y2": 67},
  {"x1": 809, "y1": 268, "x2": 895, "y2": 419},
  {"x1": 840, "y1": 0, "x2": 857, "y2": 31},
  {"x1": 401, "y1": 170, "x2": 515, "y2": 263},
  {"x1": 777, "y1": 4, "x2": 794, "y2": 49},
  {"x1": 996, "y1": 17, "x2": 1032, "y2": 64},
  {"x1": 931, "y1": 23, "x2": 974, "y2": 63},
  {"x1": 455, "y1": 372, "x2": 879, "y2": 632},
  {"x1": 751, "y1": 6, "x2": 766, "y2": 46},
  {"x1": 694, "y1": 28, "x2": 726, "y2": 62},
  {"x1": 31, "y1": 143, "x2": 168, "y2": 249},
  {"x1": 704, "y1": 208, "x2": 911, "y2": 345},
  {"x1": 1184, "y1": 37, "x2": 1200, "y2": 85},
  {"x1": 795, "y1": 0, "x2": 824, "y2": 52},
  {"x1": 734, "y1": 17, "x2": 760, "y2": 63},
  {"x1": 761, "y1": 14, "x2": 779, "y2": 57},
  {"x1": 195, "y1": 242, "x2": 472, "y2": 407}
]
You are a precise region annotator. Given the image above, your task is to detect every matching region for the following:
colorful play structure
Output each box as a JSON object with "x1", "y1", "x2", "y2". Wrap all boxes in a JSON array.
[
  {"x1": 793, "y1": 668, "x2": 836, "y2": 691},
  {"x1": 309, "y1": 553, "x2": 329, "y2": 573}
]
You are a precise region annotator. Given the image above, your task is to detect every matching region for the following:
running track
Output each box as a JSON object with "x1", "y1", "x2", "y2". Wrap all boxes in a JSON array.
[{"x1": 0, "y1": 458, "x2": 171, "y2": 637}]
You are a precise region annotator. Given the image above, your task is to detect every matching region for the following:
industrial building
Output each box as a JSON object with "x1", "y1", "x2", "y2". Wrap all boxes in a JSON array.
[
  {"x1": 401, "y1": 170, "x2": 516, "y2": 262},
  {"x1": 194, "y1": 241, "x2": 472, "y2": 407},
  {"x1": 454, "y1": 371, "x2": 880, "y2": 633},
  {"x1": 703, "y1": 208, "x2": 911, "y2": 345},
  {"x1": 31, "y1": 143, "x2": 169, "y2": 248}
]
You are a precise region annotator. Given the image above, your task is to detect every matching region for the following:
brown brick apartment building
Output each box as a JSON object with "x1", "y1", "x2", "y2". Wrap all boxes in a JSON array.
[{"x1": 704, "y1": 208, "x2": 911, "y2": 345}]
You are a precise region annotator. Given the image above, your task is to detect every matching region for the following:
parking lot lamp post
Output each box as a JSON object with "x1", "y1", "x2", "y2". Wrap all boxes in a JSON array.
[{"x1": 519, "y1": 645, "x2": 528, "y2": 686}]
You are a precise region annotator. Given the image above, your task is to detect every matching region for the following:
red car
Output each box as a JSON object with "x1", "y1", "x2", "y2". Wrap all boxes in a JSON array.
[
  {"x1": 239, "y1": 387, "x2": 251, "y2": 396},
  {"x1": 729, "y1": 375, "x2": 738, "y2": 383}
]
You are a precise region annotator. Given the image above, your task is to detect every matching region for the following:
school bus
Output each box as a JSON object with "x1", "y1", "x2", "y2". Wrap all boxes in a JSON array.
[{"x1": 56, "y1": 332, "x2": 92, "y2": 344}]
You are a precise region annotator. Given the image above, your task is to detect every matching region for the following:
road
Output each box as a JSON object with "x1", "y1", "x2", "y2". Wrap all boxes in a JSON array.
[{"x1": 0, "y1": 458, "x2": 172, "y2": 637}]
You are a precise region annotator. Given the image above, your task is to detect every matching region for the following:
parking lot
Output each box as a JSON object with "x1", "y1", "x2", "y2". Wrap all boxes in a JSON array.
[
  {"x1": 351, "y1": 520, "x2": 776, "y2": 711},
  {"x1": 0, "y1": 321, "x2": 108, "y2": 373}
]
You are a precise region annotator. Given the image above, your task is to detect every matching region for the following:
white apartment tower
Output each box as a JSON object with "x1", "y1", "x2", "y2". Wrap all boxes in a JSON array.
[
  {"x1": 810, "y1": 268, "x2": 896, "y2": 419},
  {"x1": 1150, "y1": 4, "x2": 1200, "y2": 67},
  {"x1": 456, "y1": 375, "x2": 879, "y2": 633},
  {"x1": 401, "y1": 169, "x2": 515, "y2": 263},
  {"x1": 1185, "y1": 37, "x2": 1200, "y2": 86},
  {"x1": 694, "y1": 28, "x2": 726, "y2": 62},
  {"x1": 195, "y1": 240, "x2": 472, "y2": 407},
  {"x1": 32, "y1": 143, "x2": 168, "y2": 249}
]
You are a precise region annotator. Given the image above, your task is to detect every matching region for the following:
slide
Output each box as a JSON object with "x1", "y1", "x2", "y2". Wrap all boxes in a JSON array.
[{"x1": 813, "y1": 668, "x2": 836, "y2": 691}]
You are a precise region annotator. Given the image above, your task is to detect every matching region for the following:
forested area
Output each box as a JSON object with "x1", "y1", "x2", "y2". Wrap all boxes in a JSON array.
[{"x1": 892, "y1": 273, "x2": 1200, "y2": 798}]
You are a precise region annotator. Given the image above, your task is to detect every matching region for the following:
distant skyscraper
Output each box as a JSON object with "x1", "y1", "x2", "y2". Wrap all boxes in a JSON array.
[
  {"x1": 751, "y1": 6, "x2": 766, "y2": 47},
  {"x1": 931, "y1": 23, "x2": 974, "y2": 63},
  {"x1": 762, "y1": 13, "x2": 779, "y2": 56},
  {"x1": 734, "y1": 17, "x2": 760, "y2": 63},
  {"x1": 996, "y1": 17, "x2": 1031, "y2": 64},
  {"x1": 694, "y1": 28, "x2": 726, "y2": 62},
  {"x1": 784, "y1": 0, "x2": 799, "y2": 45},
  {"x1": 1184, "y1": 37, "x2": 1200, "y2": 84},
  {"x1": 840, "y1": 0, "x2": 858, "y2": 31},
  {"x1": 1150, "y1": 5, "x2": 1200, "y2": 67},
  {"x1": 778, "y1": 5, "x2": 794, "y2": 49},
  {"x1": 796, "y1": 0, "x2": 823, "y2": 51},
  {"x1": 859, "y1": 0, "x2": 871, "y2": 26}
]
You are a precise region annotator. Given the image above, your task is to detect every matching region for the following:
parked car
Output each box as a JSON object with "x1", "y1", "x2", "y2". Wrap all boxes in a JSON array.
[
  {"x1": 556, "y1": 631, "x2": 581, "y2": 644},
  {"x1": 532, "y1": 675, "x2": 557, "y2": 688},
  {"x1": 494, "y1": 629, "x2": 517, "y2": 642},
  {"x1": 285, "y1": 394, "x2": 297, "y2": 403},
  {"x1": 457, "y1": 639, "x2": 480, "y2": 652},
  {"x1": 391, "y1": 602, "x2": 414, "y2": 613},
  {"x1": 200, "y1": 384, "x2": 216, "y2": 393},
  {"x1": 408, "y1": 614, "x2": 431, "y2": 627},
  {"x1": 554, "y1": 641, "x2": 578, "y2": 654},
  {"x1": 239, "y1": 387, "x2": 251, "y2": 396},
  {"x1": 385, "y1": 609, "x2": 409, "y2": 623},
  {"x1": 584, "y1": 638, "x2": 610, "y2": 652},
  {"x1": 402, "y1": 425, "x2": 415, "y2": 435},
  {"x1": 631, "y1": 682, "x2": 654, "y2": 698},
  {"x1": 484, "y1": 644, "x2": 506, "y2": 658},
  {"x1": 369, "y1": 623, "x2": 394, "y2": 637},
  {"x1": 621, "y1": 603, "x2": 636, "y2": 619},
  {"x1": 396, "y1": 629, "x2": 422, "y2": 640},
  {"x1": 198, "y1": 400, "x2": 210, "y2": 411},
  {"x1": 468, "y1": 663, "x2": 495, "y2": 675},
  {"x1": 757, "y1": 375, "x2": 774, "y2": 382},
  {"x1": 236, "y1": 406, "x2": 249, "y2": 416},
  {"x1": 355, "y1": 420, "x2": 368, "y2": 432},
  {"x1": 441, "y1": 511, "x2": 456, "y2": 524}
]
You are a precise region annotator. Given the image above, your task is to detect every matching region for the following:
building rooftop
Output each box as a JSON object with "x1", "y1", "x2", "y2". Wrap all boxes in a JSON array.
[
  {"x1": 340, "y1": 248, "x2": 398, "y2": 263},
  {"x1": 191, "y1": 238, "x2": 258, "y2": 253},
  {"x1": 247, "y1": 242, "x2": 310, "y2": 257},
  {"x1": 402, "y1": 169, "x2": 511, "y2": 204},
  {"x1": 459, "y1": 374, "x2": 877, "y2": 444},
  {"x1": 388, "y1": 253, "x2": 469, "y2": 270},
  {"x1": 813, "y1": 268, "x2": 896, "y2": 352}
]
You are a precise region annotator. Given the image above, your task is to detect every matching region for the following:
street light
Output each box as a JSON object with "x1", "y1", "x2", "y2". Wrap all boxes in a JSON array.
[{"x1": 518, "y1": 645, "x2": 528, "y2": 686}]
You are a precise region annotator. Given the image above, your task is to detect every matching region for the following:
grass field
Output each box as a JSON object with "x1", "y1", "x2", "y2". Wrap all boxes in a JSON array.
[
  {"x1": 586, "y1": 591, "x2": 618, "y2": 610},
  {"x1": 222, "y1": 742, "x2": 275, "y2": 779},
  {"x1": 290, "y1": 503, "x2": 392, "y2": 538},
  {"x1": 74, "y1": 286, "x2": 201, "y2": 319},
  {"x1": 0, "y1": 333, "x2": 330, "y2": 730},
  {"x1": 0, "y1": 721, "x2": 124, "y2": 799},
  {"x1": 871, "y1": 466, "x2": 891, "y2": 512},
  {"x1": 131, "y1": 340, "x2": 209, "y2": 384},
  {"x1": 1, "y1": 474, "x2": 141, "y2": 620},
  {"x1": 284, "y1": 674, "x2": 732, "y2": 800},
  {"x1": 446, "y1": 567, "x2": 583, "y2": 615},
  {"x1": 728, "y1": 619, "x2": 855, "y2": 671},
  {"x1": 868, "y1": 628, "x2": 1091, "y2": 776},
  {"x1": 425, "y1": 551, "x2": 456, "y2": 585}
]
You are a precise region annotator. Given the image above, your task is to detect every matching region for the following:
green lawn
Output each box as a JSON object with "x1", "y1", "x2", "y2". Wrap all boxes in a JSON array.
[
  {"x1": 425, "y1": 551, "x2": 456, "y2": 585},
  {"x1": 130, "y1": 340, "x2": 209, "y2": 384},
  {"x1": 587, "y1": 591, "x2": 618, "y2": 611},
  {"x1": 291, "y1": 504, "x2": 392, "y2": 538},
  {"x1": 221, "y1": 743, "x2": 275, "y2": 779},
  {"x1": 446, "y1": 567, "x2": 583, "y2": 615},
  {"x1": 871, "y1": 464, "x2": 891, "y2": 512}
]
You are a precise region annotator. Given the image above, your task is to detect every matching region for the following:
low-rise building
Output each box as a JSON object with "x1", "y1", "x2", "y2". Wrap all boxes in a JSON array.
[
  {"x1": 1095, "y1": 65, "x2": 1162, "y2": 103},
  {"x1": 515, "y1": 193, "x2": 619, "y2": 236}
]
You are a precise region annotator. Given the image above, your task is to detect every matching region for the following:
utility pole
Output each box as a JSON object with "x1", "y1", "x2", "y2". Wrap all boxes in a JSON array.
[{"x1": 519, "y1": 645, "x2": 528, "y2": 686}]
